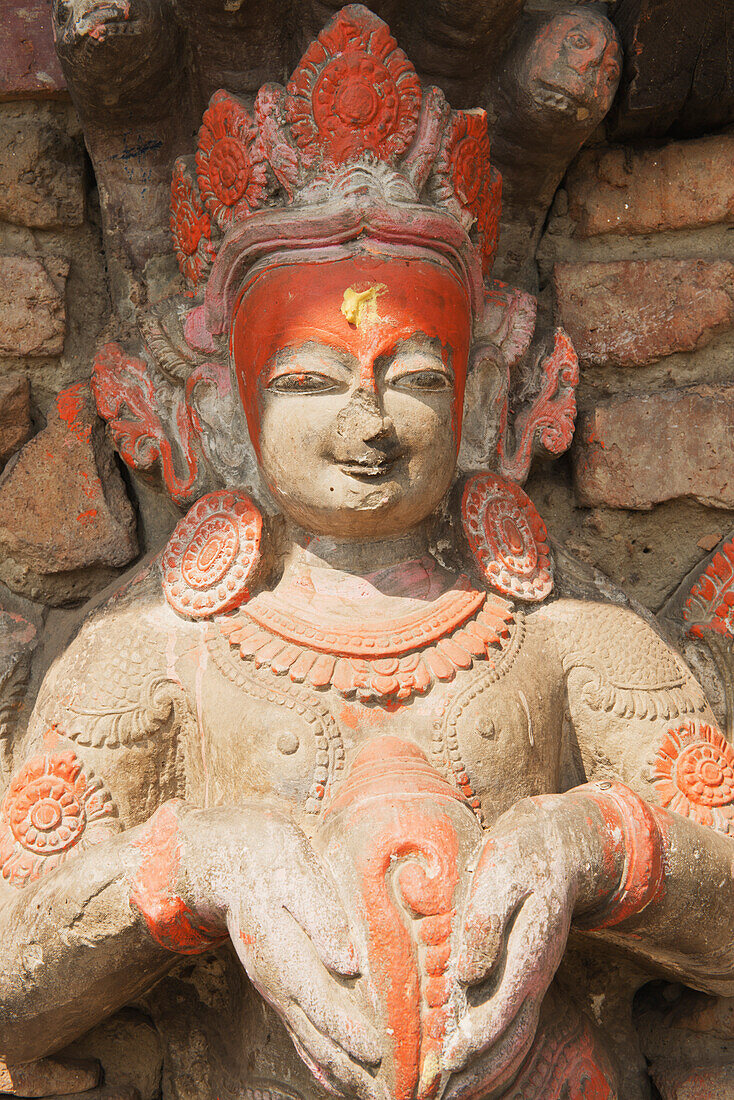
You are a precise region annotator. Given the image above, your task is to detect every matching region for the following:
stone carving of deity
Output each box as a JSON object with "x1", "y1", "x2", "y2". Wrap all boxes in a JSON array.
[{"x1": 0, "y1": 8, "x2": 733, "y2": 1100}]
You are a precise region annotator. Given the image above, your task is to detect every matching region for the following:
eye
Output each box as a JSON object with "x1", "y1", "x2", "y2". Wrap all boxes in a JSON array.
[
  {"x1": 389, "y1": 369, "x2": 452, "y2": 392},
  {"x1": 266, "y1": 372, "x2": 340, "y2": 394},
  {"x1": 567, "y1": 32, "x2": 591, "y2": 48}
]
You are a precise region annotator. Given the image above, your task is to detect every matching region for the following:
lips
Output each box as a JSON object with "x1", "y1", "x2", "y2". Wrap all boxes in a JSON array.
[{"x1": 338, "y1": 457, "x2": 400, "y2": 479}]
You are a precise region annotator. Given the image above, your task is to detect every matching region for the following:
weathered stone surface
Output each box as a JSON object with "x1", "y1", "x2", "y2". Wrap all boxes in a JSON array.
[
  {"x1": 652, "y1": 1065, "x2": 734, "y2": 1099},
  {"x1": 0, "y1": 257, "x2": 69, "y2": 358},
  {"x1": 44, "y1": 1089, "x2": 140, "y2": 1100},
  {"x1": 554, "y1": 260, "x2": 734, "y2": 367},
  {"x1": 567, "y1": 134, "x2": 734, "y2": 238},
  {"x1": 611, "y1": 0, "x2": 734, "y2": 139},
  {"x1": 0, "y1": 382, "x2": 138, "y2": 604},
  {"x1": 574, "y1": 385, "x2": 734, "y2": 509},
  {"x1": 0, "y1": 1055, "x2": 99, "y2": 1096},
  {"x1": 0, "y1": 0, "x2": 66, "y2": 100},
  {"x1": 0, "y1": 106, "x2": 84, "y2": 229},
  {"x1": 0, "y1": 374, "x2": 32, "y2": 468},
  {"x1": 64, "y1": 1010, "x2": 162, "y2": 1100}
]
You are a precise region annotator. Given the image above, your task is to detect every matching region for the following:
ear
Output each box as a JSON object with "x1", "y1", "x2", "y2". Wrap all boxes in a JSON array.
[{"x1": 458, "y1": 282, "x2": 536, "y2": 473}]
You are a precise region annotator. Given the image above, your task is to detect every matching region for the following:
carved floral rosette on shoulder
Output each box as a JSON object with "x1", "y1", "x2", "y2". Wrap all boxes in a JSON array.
[{"x1": 88, "y1": 3, "x2": 579, "y2": 513}]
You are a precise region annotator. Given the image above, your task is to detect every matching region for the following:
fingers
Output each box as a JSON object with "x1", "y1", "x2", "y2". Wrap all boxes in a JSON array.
[
  {"x1": 282, "y1": 847, "x2": 359, "y2": 977},
  {"x1": 284, "y1": 1008, "x2": 385, "y2": 1100},
  {"x1": 442, "y1": 1001, "x2": 540, "y2": 1100},
  {"x1": 445, "y1": 897, "x2": 567, "y2": 1071},
  {"x1": 229, "y1": 907, "x2": 381, "y2": 1068},
  {"x1": 457, "y1": 859, "x2": 521, "y2": 986}
]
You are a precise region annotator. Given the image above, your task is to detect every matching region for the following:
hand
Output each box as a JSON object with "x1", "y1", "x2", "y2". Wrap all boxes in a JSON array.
[
  {"x1": 443, "y1": 796, "x2": 610, "y2": 1093},
  {"x1": 180, "y1": 805, "x2": 384, "y2": 1100}
]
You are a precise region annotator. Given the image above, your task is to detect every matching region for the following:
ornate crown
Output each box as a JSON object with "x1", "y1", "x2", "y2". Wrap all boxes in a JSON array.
[{"x1": 170, "y1": 3, "x2": 501, "y2": 312}]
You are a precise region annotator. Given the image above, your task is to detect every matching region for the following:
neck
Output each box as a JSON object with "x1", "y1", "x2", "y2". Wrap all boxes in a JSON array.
[{"x1": 282, "y1": 526, "x2": 431, "y2": 577}]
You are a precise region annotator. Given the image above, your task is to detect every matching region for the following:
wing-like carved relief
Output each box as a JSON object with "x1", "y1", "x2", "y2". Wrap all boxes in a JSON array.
[
  {"x1": 558, "y1": 602, "x2": 708, "y2": 721},
  {"x1": 34, "y1": 623, "x2": 191, "y2": 751}
]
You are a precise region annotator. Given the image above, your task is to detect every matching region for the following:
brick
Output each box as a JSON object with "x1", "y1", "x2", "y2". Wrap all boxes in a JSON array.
[
  {"x1": 0, "y1": 382, "x2": 138, "y2": 603},
  {"x1": 0, "y1": 256, "x2": 68, "y2": 358},
  {"x1": 567, "y1": 133, "x2": 734, "y2": 238},
  {"x1": 44, "y1": 1090, "x2": 141, "y2": 1100},
  {"x1": 0, "y1": 373, "x2": 32, "y2": 467},
  {"x1": 554, "y1": 260, "x2": 734, "y2": 368},
  {"x1": 573, "y1": 385, "x2": 734, "y2": 510},
  {"x1": 0, "y1": 105, "x2": 84, "y2": 228},
  {"x1": 652, "y1": 1063, "x2": 734, "y2": 1100},
  {"x1": 0, "y1": 1055, "x2": 99, "y2": 1096},
  {"x1": 0, "y1": 0, "x2": 66, "y2": 100}
]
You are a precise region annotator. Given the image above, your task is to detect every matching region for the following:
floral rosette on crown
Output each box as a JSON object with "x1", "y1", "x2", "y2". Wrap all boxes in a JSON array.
[
  {"x1": 170, "y1": 157, "x2": 217, "y2": 293},
  {"x1": 285, "y1": 6, "x2": 422, "y2": 166},
  {"x1": 195, "y1": 89, "x2": 269, "y2": 230}
]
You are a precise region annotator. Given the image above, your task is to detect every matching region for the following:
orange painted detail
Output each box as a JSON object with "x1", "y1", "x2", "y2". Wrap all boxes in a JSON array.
[
  {"x1": 683, "y1": 538, "x2": 734, "y2": 639},
  {"x1": 196, "y1": 90, "x2": 269, "y2": 231},
  {"x1": 653, "y1": 720, "x2": 734, "y2": 832},
  {"x1": 499, "y1": 329, "x2": 579, "y2": 483},
  {"x1": 171, "y1": 158, "x2": 216, "y2": 292},
  {"x1": 57, "y1": 382, "x2": 92, "y2": 444},
  {"x1": 0, "y1": 751, "x2": 117, "y2": 887},
  {"x1": 231, "y1": 255, "x2": 472, "y2": 450},
  {"x1": 434, "y1": 111, "x2": 502, "y2": 276},
  {"x1": 507, "y1": 992, "x2": 618, "y2": 1100},
  {"x1": 461, "y1": 471, "x2": 553, "y2": 602},
  {"x1": 220, "y1": 581, "x2": 515, "y2": 705},
  {"x1": 162, "y1": 490, "x2": 264, "y2": 618},
  {"x1": 286, "y1": 7, "x2": 422, "y2": 167},
  {"x1": 578, "y1": 782, "x2": 665, "y2": 930},
  {"x1": 325, "y1": 739, "x2": 470, "y2": 1100},
  {"x1": 130, "y1": 803, "x2": 226, "y2": 955}
]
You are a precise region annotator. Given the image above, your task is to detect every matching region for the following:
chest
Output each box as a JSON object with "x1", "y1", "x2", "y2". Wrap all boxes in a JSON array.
[{"x1": 194, "y1": 611, "x2": 567, "y2": 826}]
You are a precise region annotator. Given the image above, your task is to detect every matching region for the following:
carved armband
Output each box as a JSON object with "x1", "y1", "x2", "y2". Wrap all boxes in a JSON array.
[
  {"x1": 130, "y1": 802, "x2": 226, "y2": 955},
  {"x1": 575, "y1": 781, "x2": 666, "y2": 930}
]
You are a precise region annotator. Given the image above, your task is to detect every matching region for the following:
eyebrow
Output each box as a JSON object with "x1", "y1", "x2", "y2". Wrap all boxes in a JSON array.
[{"x1": 262, "y1": 341, "x2": 357, "y2": 383}]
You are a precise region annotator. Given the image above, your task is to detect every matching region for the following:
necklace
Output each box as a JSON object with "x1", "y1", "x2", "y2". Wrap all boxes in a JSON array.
[{"x1": 218, "y1": 577, "x2": 516, "y2": 705}]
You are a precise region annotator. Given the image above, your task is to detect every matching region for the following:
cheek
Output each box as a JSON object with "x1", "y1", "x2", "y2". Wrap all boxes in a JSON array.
[
  {"x1": 257, "y1": 397, "x2": 341, "y2": 471},
  {"x1": 384, "y1": 392, "x2": 457, "y2": 456}
]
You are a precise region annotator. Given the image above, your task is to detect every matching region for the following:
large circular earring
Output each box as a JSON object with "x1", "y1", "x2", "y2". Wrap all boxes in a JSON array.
[
  {"x1": 162, "y1": 490, "x2": 266, "y2": 618},
  {"x1": 461, "y1": 471, "x2": 553, "y2": 602}
]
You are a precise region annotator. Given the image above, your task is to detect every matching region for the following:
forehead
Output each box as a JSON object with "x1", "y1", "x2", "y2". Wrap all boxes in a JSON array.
[{"x1": 230, "y1": 253, "x2": 471, "y2": 372}]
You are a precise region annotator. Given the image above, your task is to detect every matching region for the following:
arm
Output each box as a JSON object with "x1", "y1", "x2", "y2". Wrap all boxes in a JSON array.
[
  {"x1": 445, "y1": 599, "x2": 734, "y2": 1078},
  {"x1": 0, "y1": 601, "x2": 379, "y2": 1097}
]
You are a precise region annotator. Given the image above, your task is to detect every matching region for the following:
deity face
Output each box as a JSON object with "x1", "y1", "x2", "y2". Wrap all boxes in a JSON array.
[
  {"x1": 230, "y1": 254, "x2": 471, "y2": 539},
  {"x1": 522, "y1": 11, "x2": 621, "y2": 122}
]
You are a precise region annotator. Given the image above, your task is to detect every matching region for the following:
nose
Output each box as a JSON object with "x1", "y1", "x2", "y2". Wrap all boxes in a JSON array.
[{"x1": 335, "y1": 387, "x2": 395, "y2": 448}]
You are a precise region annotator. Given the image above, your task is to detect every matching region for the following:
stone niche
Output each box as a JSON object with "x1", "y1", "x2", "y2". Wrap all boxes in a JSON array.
[{"x1": 0, "y1": 3, "x2": 733, "y2": 1100}]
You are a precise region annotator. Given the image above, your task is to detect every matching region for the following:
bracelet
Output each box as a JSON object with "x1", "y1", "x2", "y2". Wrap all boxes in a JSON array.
[
  {"x1": 130, "y1": 803, "x2": 226, "y2": 955},
  {"x1": 575, "y1": 781, "x2": 666, "y2": 930}
]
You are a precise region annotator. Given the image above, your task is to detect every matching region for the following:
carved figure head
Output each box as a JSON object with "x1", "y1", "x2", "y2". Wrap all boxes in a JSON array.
[
  {"x1": 92, "y1": 3, "x2": 577, "y2": 518},
  {"x1": 518, "y1": 9, "x2": 621, "y2": 124}
]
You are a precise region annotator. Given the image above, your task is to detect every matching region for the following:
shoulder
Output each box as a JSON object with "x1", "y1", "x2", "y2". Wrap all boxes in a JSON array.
[
  {"x1": 531, "y1": 597, "x2": 708, "y2": 720},
  {"x1": 29, "y1": 557, "x2": 202, "y2": 757}
]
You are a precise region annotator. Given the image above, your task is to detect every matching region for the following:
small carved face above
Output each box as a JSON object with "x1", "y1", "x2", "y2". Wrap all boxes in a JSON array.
[
  {"x1": 230, "y1": 254, "x2": 471, "y2": 538},
  {"x1": 522, "y1": 11, "x2": 621, "y2": 122}
]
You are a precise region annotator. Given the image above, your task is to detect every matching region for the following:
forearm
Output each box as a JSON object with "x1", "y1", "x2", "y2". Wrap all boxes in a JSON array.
[
  {"x1": 540, "y1": 784, "x2": 734, "y2": 993},
  {"x1": 0, "y1": 804, "x2": 224, "y2": 1062}
]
